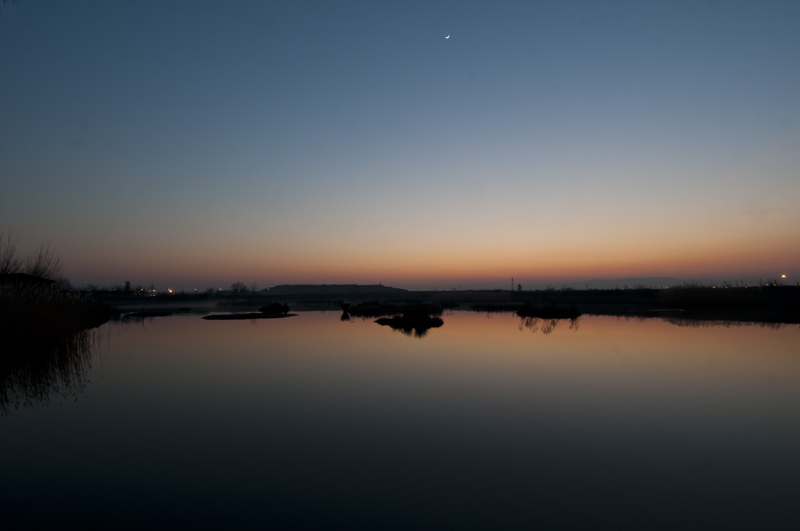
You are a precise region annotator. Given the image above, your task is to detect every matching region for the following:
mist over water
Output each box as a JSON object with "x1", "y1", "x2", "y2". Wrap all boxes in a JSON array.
[{"x1": 2, "y1": 312, "x2": 799, "y2": 529}]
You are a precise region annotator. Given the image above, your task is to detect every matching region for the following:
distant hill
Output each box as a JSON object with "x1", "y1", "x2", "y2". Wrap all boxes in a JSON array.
[
  {"x1": 573, "y1": 277, "x2": 713, "y2": 290},
  {"x1": 261, "y1": 284, "x2": 407, "y2": 295}
]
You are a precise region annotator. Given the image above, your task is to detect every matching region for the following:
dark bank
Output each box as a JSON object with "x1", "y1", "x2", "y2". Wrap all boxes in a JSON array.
[{"x1": 99, "y1": 283, "x2": 800, "y2": 326}]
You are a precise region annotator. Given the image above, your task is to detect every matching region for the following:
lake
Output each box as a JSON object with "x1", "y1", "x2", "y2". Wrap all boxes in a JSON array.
[{"x1": 2, "y1": 312, "x2": 800, "y2": 529}]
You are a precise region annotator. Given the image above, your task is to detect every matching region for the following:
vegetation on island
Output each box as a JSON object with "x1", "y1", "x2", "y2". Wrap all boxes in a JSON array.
[
  {"x1": 372, "y1": 304, "x2": 445, "y2": 338},
  {"x1": 516, "y1": 302, "x2": 581, "y2": 320}
]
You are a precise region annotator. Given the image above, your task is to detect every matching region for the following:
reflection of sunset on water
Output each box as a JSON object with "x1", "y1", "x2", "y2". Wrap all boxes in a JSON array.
[
  {"x1": 115, "y1": 313, "x2": 800, "y2": 405},
  {"x1": 3, "y1": 312, "x2": 800, "y2": 526}
]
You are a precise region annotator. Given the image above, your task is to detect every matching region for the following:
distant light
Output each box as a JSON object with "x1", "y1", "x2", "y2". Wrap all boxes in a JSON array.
[{"x1": 782, "y1": 274, "x2": 786, "y2": 278}]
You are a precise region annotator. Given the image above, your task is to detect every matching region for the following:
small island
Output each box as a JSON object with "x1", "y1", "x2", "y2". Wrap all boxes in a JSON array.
[
  {"x1": 203, "y1": 302, "x2": 295, "y2": 321},
  {"x1": 373, "y1": 304, "x2": 444, "y2": 337}
]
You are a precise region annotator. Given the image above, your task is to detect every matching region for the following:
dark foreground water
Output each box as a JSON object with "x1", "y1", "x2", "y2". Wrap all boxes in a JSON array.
[{"x1": 2, "y1": 312, "x2": 800, "y2": 530}]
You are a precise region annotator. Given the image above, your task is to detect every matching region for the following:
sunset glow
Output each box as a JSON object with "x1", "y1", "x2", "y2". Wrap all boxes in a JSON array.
[{"x1": 1, "y1": 2, "x2": 798, "y2": 289}]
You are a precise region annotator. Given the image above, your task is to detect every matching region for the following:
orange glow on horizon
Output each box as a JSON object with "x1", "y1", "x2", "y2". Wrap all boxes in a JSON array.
[{"x1": 60, "y1": 211, "x2": 800, "y2": 288}]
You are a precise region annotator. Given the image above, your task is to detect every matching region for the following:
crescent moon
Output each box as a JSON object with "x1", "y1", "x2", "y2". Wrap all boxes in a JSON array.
[{"x1": 445, "y1": 35, "x2": 450, "y2": 39}]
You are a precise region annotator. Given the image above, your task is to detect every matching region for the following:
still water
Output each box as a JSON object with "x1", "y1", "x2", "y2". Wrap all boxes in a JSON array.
[{"x1": 2, "y1": 312, "x2": 800, "y2": 529}]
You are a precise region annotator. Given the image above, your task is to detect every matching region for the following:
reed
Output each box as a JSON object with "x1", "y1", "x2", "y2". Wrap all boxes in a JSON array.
[
  {"x1": 1, "y1": 328, "x2": 96, "y2": 414},
  {"x1": 0, "y1": 233, "x2": 119, "y2": 346},
  {"x1": 0, "y1": 283, "x2": 116, "y2": 343}
]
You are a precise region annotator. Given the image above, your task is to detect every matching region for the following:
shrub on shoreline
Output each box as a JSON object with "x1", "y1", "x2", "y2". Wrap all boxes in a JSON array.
[
  {"x1": 0, "y1": 232, "x2": 119, "y2": 347},
  {"x1": 0, "y1": 283, "x2": 118, "y2": 344}
]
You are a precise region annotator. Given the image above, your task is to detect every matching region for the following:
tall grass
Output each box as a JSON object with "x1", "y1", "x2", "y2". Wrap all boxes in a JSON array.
[
  {"x1": 0, "y1": 230, "x2": 22, "y2": 274},
  {"x1": 0, "y1": 230, "x2": 67, "y2": 284},
  {"x1": 0, "y1": 283, "x2": 115, "y2": 342},
  {"x1": 0, "y1": 233, "x2": 116, "y2": 413},
  {"x1": 25, "y1": 243, "x2": 67, "y2": 286}
]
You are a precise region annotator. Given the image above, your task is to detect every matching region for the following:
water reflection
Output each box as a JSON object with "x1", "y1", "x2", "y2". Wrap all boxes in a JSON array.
[
  {"x1": 375, "y1": 315, "x2": 444, "y2": 338},
  {"x1": 381, "y1": 321, "x2": 440, "y2": 338},
  {"x1": 345, "y1": 306, "x2": 798, "y2": 338},
  {"x1": 517, "y1": 313, "x2": 797, "y2": 334},
  {"x1": 614, "y1": 314, "x2": 799, "y2": 330},
  {"x1": 2, "y1": 313, "x2": 800, "y2": 528},
  {"x1": 518, "y1": 316, "x2": 581, "y2": 335},
  {"x1": 0, "y1": 330, "x2": 97, "y2": 414},
  {"x1": 661, "y1": 317, "x2": 793, "y2": 329}
]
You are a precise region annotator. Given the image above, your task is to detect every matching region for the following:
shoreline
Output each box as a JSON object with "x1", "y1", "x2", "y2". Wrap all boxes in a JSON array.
[{"x1": 99, "y1": 286, "x2": 800, "y2": 325}]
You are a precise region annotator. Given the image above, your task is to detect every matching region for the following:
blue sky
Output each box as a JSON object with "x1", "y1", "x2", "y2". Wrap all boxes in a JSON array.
[{"x1": 1, "y1": 0, "x2": 798, "y2": 289}]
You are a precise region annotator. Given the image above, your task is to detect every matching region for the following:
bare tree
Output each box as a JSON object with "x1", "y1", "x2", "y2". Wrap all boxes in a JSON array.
[
  {"x1": 231, "y1": 281, "x2": 247, "y2": 293},
  {"x1": 25, "y1": 243, "x2": 65, "y2": 283},
  {"x1": 0, "y1": 229, "x2": 22, "y2": 274}
]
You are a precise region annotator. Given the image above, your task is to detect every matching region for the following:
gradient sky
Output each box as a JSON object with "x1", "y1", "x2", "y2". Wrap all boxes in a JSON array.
[{"x1": 1, "y1": 0, "x2": 798, "y2": 289}]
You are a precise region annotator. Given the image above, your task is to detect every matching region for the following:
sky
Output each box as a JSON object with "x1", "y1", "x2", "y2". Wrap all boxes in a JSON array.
[{"x1": 1, "y1": 0, "x2": 798, "y2": 290}]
